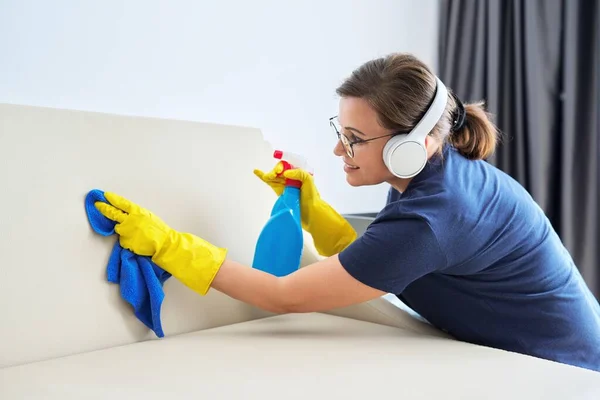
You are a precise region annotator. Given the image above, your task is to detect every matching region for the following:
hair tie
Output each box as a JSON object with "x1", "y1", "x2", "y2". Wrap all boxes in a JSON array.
[{"x1": 451, "y1": 93, "x2": 466, "y2": 132}]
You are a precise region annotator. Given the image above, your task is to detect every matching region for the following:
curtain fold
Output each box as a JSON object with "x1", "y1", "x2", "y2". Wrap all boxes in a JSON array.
[{"x1": 437, "y1": 0, "x2": 599, "y2": 298}]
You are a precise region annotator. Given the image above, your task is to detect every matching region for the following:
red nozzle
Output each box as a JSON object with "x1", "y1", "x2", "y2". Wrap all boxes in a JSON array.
[{"x1": 273, "y1": 149, "x2": 302, "y2": 188}]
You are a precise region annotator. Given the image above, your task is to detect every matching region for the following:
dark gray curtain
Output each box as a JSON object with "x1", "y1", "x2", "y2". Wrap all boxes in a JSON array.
[{"x1": 438, "y1": 0, "x2": 599, "y2": 298}]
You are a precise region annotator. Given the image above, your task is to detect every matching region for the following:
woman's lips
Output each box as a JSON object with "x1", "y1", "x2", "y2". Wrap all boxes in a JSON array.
[{"x1": 344, "y1": 162, "x2": 360, "y2": 173}]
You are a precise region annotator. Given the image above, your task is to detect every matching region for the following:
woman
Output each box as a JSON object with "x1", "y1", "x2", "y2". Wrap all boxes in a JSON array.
[{"x1": 95, "y1": 53, "x2": 600, "y2": 372}]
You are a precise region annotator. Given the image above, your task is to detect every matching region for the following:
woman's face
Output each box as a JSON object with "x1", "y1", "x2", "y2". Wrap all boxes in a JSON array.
[{"x1": 333, "y1": 96, "x2": 400, "y2": 188}]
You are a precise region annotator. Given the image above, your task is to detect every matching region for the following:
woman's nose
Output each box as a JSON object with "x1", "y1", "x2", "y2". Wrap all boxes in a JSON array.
[{"x1": 333, "y1": 138, "x2": 345, "y2": 156}]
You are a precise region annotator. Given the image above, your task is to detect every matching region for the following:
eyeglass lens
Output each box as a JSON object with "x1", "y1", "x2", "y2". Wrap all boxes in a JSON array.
[{"x1": 330, "y1": 118, "x2": 353, "y2": 157}]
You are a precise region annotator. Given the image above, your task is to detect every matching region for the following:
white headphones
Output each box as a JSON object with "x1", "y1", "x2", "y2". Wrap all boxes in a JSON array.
[{"x1": 383, "y1": 76, "x2": 448, "y2": 179}]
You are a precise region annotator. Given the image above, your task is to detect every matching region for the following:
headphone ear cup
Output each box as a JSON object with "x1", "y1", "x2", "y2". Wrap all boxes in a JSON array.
[{"x1": 383, "y1": 134, "x2": 428, "y2": 179}]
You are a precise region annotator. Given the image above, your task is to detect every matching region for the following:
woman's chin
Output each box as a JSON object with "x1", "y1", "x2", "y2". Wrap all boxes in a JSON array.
[
  {"x1": 345, "y1": 171, "x2": 386, "y2": 187},
  {"x1": 345, "y1": 172, "x2": 365, "y2": 187}
]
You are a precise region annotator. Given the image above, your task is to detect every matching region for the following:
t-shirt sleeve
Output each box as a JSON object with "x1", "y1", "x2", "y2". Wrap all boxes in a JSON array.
[{"x1": 338, "y1": 216, "x2": 447, "y2": 294}]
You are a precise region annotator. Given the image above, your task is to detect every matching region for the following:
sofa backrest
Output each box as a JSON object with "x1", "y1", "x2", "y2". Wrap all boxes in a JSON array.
[{"x1": 0, "y1": 103, "x2": 321, "y2": 367}]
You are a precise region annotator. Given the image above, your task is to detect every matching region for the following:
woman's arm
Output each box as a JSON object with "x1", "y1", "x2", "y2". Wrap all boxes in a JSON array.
[
  {"x1": 93, "y1": 190, "x2": 382, "y2": 312},
  {"x1": 210, "y1": 255, "x2": 386, "y2": 314}
]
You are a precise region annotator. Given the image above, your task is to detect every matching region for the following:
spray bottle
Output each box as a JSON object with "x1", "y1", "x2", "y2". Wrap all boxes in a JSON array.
[{"x1": 252, "y1": 150, "x2": 311, "y2": 277}]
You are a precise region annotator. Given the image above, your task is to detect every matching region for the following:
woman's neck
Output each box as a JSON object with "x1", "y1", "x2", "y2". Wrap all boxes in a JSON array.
[{"x1": 389, "y1": 177, "x2": 412, "y2": 193}]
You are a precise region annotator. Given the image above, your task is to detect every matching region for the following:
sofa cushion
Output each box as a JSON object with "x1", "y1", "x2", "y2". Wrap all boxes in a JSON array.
[{"x1": 1, "y1": 313, "x2": 598, "y2": 399}]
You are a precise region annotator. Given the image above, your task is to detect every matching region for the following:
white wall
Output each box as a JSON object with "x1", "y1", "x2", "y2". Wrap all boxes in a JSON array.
[{"x1": 0, "y1": 0, "x2": 439, "y2": 214}]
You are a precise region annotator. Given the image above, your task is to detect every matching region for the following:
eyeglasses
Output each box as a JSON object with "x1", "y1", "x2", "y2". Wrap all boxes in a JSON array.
[{"x1": 329, "y1": 116, "x2": 403, "y2": 158}]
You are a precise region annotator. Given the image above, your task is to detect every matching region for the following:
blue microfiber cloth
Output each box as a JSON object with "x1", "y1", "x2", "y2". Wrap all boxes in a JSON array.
[{"x1": 85, "y1": 189, "x2": 171, "y2": 337}]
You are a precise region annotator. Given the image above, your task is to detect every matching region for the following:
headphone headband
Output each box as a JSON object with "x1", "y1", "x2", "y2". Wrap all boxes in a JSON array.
[
  {"x1": 407, "y1": 76, "x2": 448, "y2": 141},
  {"x1": 382, "y1": 76, "x2": 448, "y2": 179}
]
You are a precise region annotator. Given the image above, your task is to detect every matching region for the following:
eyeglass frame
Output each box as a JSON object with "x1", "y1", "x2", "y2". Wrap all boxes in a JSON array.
[{"x1": 329, "y1": 115, "x2": 408, "y2": 158}]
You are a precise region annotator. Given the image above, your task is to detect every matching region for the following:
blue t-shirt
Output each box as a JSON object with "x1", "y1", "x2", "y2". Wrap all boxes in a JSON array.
[{"x1": 338, "y1": 145, "x2": 600, "y2": 372}]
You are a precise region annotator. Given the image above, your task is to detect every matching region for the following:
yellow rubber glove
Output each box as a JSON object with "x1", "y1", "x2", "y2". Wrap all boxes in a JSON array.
[
  {"x1": 254, "y1": 163, "x2": 357, "y2": 256},
  {"x1": 94, "y1": 192, "x2": 227, "y2": 295}
]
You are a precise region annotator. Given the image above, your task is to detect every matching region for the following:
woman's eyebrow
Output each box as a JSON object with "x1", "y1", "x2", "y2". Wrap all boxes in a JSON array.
[{"x1": 345, "y1": 126, "x2": 367, "y2": 136}]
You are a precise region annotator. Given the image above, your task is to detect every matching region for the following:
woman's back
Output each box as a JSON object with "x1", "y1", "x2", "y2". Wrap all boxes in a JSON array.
[{"x1": 380, "y1": 145, "x2": 600, "y2": 371}]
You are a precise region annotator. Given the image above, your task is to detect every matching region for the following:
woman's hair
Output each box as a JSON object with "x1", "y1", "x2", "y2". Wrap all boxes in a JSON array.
[{"x1": 335, "y1": 53, "x2": 500, "y2": 160}]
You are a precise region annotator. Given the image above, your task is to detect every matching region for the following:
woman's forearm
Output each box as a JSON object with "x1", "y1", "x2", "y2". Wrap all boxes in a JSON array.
[
  {"x1": 210, "y1": 258, "x2": 289, "y2": 313},
  {"x1": 208, "y1": 254, "x2": 383, "y2": 315}
]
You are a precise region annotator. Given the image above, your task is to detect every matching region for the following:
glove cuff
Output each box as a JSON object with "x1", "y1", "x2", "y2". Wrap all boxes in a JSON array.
[
  {"x1": 305, "y1": 202, "x2": 357, "y2": 257},
  {"x1": 152, "y1": 230, "x2": 228, "y2": 295}
]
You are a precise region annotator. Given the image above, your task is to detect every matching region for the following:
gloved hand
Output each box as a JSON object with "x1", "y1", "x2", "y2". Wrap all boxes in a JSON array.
[
  {"x1": 254, "y1": 162, "x2": 357, "y2": 256},
  {"x1": 94, "y1": 192, "x2": 227, "y2": 295}
]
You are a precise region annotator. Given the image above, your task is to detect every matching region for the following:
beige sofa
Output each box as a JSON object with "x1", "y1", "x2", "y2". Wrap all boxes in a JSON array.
[{"x1": 1, "y1": 103, "x2": 599, "y2": 399}]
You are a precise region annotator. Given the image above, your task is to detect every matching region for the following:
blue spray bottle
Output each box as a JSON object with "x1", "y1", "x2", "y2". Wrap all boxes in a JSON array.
[{"x1": 252, "y1": 150, "x2": 310, "y2": 277}]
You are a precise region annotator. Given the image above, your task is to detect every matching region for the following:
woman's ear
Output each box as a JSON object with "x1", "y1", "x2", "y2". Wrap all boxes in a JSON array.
[
  {"x1": 424, "y1": 135, "x2": 440, "y2": 157},
  {"x1": 424, "y1": 135, "x2": 431, "y2": 150}
]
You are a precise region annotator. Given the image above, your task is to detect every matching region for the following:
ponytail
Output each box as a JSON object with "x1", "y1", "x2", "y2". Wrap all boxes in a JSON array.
[{"x1": 447, "y1": 101, "x2": 500, "y2": 160}]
